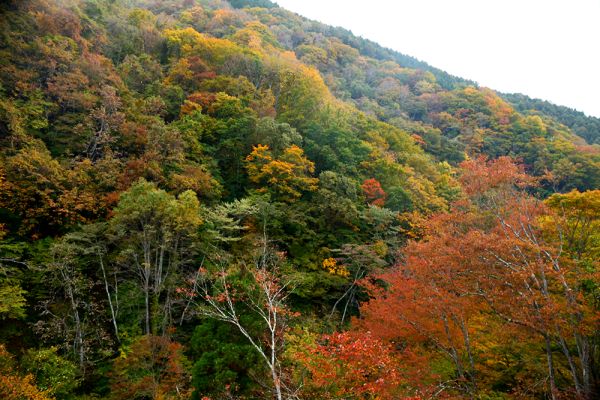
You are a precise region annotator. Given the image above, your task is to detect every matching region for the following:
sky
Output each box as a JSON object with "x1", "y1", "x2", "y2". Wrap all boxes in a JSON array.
[{"x1": 275, "y1": 0, "x2": 600, "y2": 118}]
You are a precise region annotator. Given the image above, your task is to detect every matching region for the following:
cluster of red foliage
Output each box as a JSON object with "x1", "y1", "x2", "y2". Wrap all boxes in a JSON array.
[
  {"x1": 362, "y1": 178, "x2": 387, "y2": 207},
  {"x1": 294, "y1": 330, "x2": 424, "y2": 399}
]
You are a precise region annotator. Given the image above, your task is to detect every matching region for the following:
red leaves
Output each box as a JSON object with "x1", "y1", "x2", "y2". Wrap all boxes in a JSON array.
[
  {"x1": 185, "y1": 91, "x2": 217, "y2": 113},
  {"x1": 356, "y1": 156, "x2": 600, "y2": 397},
  {"x1": 362, "y1": 178, "x2": 387, "y2": 207},
  {"x1": 294, "y1": 331, "x2": 412, "y2": 399}
]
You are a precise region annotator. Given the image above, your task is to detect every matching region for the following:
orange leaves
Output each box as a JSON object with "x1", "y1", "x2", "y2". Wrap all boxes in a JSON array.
[
  {"x1": 110, "y1": 336, "x2": 191, "y2": 400},
  {"x1": 358, "y1": 156, "x2": 600, "y2": 397},
  {"x1": 459, "y1": 155, "x2": 535, "y2": 197},
  {"x1": 293, "y1": 331, "x2": 411, "y2": 399},
  {"x1": 245, "y1": 144, "x2": 273, "y2": 182},
  {"x1": 481, "y1": 88, "x2": 514, "y2": 125},
  {"x1": 0, "y1": 374, "x2": 53, "y2": 400},
  {"x1": 0, "y1": 345, "x2": 53, "y2": 400}
]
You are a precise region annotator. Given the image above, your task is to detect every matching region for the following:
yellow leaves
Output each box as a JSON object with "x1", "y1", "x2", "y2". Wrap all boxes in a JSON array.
[
  {"x1": 180, "y1": 100, "x2": 202, "y2": 116},
  {"x1": 245, "y1": 144, "x2": 318, "y2": 201},
  {"x1": 231, "y1": 21, "x2": 278, "y2": 53},
  {"x1": 0, "y1": 374, "x2": 54, "y2": 400},
  {"x1": 263, "y1": 160, "x2": 294, "y2": 181},
  {"x1": 0, "y1": 146, "x2": 107, "y2": 237},
  {"x1": 546, "y1": 189, "x2": 600, "y2": 218},
  {"x1": 281, "y1": 145, "x2": 315, "y2": 174},
  {"x1": 322, "y1": 258, "x2": 350, "y2": 277},
  {"x1": 164, "y1": 27, "x2": 203, "y2": 55},
  {"x1": 279, "y1": 51, "x2": 300, "y2": 63},
  {"x1": 127, "y1": 8, "x2": 156, "y2": 27},
  {"x1": 272, "y1": 59, "x2": 332, "y2": 126},
  {"x1": 372, "y1": 240, "x2": 388, "y2": 258},
  {"x1": 522, "y1": 115, "x2": 547, "y2": 135},
  {"x1": 165, "y1": 58, "x2": 194, "y2": 86},
  {"x1": 245, "y1": 144, "x2": 273, "y2": 185},
  {"x1": 462, "y1": 86, "x2": 481, "y2": 100},
  {"x1": 165, "y1": 28, "x2": 252, "y2": 66},
  {"x1": 322, "y1": 257, "x2": 336, "y2": 270},
  {"x1": 246, "y1": 144, "x2": 273, "y2": 163},
  {"x1": 168, "y1": 165, "x2": 220, "y2": 198},
  {"x1": 296, "y1": 44, "x2": 329, "y2": 65},
  {"x1": 173, "y1": 190, "x2": 203, "y2": 229},
  {"x1": 397, "y1": 211, "x2": 427, "y2": 240},
  {"x1": 405, "y1": 175, "x2": 447, "y2": 213},
  {"x1": 544, "y1": 189, "x2": 600, "y2": 261}
]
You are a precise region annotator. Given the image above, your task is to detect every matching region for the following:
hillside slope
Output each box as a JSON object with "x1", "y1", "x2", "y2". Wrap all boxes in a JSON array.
[{"x1": 0, "y1": 1, "x2": 599, "y2": 399}]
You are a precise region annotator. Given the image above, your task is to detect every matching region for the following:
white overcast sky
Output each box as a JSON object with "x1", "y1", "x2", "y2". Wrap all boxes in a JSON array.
[{"x1": 275, "y1": 0, "x2": 600, "y2": 117}]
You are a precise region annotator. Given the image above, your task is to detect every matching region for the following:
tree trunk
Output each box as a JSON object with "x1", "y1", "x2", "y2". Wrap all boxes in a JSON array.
[
  {"x1": 98, "y1": 251, "x2": 119, "y2": 342},
  {"x1": 144, "y1": 273, "x2": 151, "y2": 335},
  {"x1": 545, "y1": 334, "x2": 558, "y2": 400}
]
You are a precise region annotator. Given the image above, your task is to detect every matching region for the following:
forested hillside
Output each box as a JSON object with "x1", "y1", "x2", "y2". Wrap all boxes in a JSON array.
[
  {"x1": 502, "y1": 92, "x2": 600, "y2": 145},
  {"x1": 0, "y1": 1, "x2": 598, "y2": 399}
]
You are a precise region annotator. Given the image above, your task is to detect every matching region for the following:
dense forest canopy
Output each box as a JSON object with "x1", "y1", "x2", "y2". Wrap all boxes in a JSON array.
[{"x1": 0, "y1": 0, "x2": 598, "y2": 399}]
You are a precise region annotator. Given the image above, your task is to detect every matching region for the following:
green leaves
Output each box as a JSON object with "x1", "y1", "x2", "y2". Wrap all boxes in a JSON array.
[
  {"x1": 21, "y1": 347, "x2": 79, "y2": 399},
  {"x1": 0, "y1": 0, "x2": 599, "y2": 398},
  {"x1": 110, "y1": 179, "x2": 202, "y2": 334},
  {"x1": 0, "y1": 285, "x2": 26, "y2": 320},
  {"x1": 112, "y1": 178, "x2": 202, "y2": 235},
  {"x1": 191, "y1": 318, "x2": 264, "y2": 398}
]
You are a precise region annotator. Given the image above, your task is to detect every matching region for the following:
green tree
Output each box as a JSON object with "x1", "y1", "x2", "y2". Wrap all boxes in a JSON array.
[
  {"x1": 21, "y1": 347, "x2": 79, "y2": 399},
  {"x1": 110, "y1": 179, "x2": 201, "y2": 335}
]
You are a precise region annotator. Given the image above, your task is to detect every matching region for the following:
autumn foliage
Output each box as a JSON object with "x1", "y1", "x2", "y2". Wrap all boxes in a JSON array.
[
  {"x1": 0, "y1": 0, "x2": 599, "y2": 399},
  {"x1": 292, "y1": 331, "x2": 421, "y2": 399},
  {"x1": 358, "y1": 157, "x2": 600, "y2": 398},
  {"x1": 245, "y1": 144, "x2": 318, "y2": 201},
  {"x1": 0, "y1": 345, "x2": 54, "y2": 400},
  {"x1": 110, "y1": 335, "x2": 191, "y2": 400},
  {"x1": 362, "y1": 178, "x2": 387, "y2": 207}
]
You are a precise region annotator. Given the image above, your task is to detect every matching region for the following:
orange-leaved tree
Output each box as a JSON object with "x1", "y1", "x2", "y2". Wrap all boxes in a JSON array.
[
  {"x1": 0, "y1": 345, "x2": 54, "y2": 400},
  {"x1": 289, "y1": 330, "x2": 423, "y2": 400},
  {"x1": 358, "y1": 157, "x2": 600, "y2": 399},
  {"x1": 110, "y1": 335, "x2": 191, "y2": 400}
]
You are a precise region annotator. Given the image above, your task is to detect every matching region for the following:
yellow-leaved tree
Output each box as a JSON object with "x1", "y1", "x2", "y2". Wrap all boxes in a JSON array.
[{"x1": 245, "y1": 144, "x2": 318, "y2": 202}]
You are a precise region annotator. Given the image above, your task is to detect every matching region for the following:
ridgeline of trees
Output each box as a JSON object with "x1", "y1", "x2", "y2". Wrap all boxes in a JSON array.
[{"x1": 502, "y1": 92, "x2": 600, "y2": 144}]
